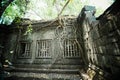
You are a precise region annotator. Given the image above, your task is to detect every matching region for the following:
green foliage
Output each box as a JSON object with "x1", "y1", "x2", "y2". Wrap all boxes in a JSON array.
[
  {"x1": 13, "y1": 17, "x2": 22, "y2": 24},
  {"x1": 27, "y1": 24, "x2": 33, "y2": 33},
  {"x1": 0, "y1": 0, "x2": 114, "y2": 25},
  {"x1": 0, "y1": 0, "x2": 29, "y2": 25},
  {"x1": 24, "y1": 24, "x2": 33, "y2": 35}
]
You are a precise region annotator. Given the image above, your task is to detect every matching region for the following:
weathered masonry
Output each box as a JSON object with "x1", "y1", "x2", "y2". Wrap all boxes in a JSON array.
[
  {"x1": 77, "y1": 0, "x2": 120, "y2": 79},
  {"x1": 0, "y1": 0, "x2": 120, "y2": 80},
  {"x1": 7, "y1": 16, "x2": 82, "y2": 65},
  {"x1": 3, "y1": 16, "x2": 83, "y2": 79}
]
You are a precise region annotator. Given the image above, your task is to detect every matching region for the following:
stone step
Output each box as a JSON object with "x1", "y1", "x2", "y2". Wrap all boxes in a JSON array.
[
  {"x1": 13, "y1": 64, "x2": 82, "y2": 69},
  {"x1": 6, "y1": 72, "x2": 82, "y2": 80},
  {"x1": 5, "y1": 64, "x2": 82, "y2": 80},
  {"x1": 10, "y1": 68, "x2": 80, "y2": 74}
]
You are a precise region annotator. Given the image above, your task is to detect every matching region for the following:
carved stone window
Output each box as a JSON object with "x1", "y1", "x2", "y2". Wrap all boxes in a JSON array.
[
  {"x1": 36, "y1": 39, "x2": 52, "y2": 58},
  {"x1": 64, "y1": 39, "x2": 80, "y2": 58},
  {"x1": 18, "y1": 41, "x2": 31, "y2": 58}
]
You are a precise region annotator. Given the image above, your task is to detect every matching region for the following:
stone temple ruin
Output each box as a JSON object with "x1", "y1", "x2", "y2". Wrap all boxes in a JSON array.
[{"x1": 0, "y1": 0, "x2": 120, "y2": 80}]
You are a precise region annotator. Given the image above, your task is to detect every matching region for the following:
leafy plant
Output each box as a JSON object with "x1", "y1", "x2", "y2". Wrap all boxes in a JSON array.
[{"x1": 0, "y1": 0, "x2": 29, "y2": 25}]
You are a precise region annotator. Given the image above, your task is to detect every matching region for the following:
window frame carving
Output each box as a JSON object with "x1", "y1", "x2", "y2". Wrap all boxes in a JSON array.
[
  {"x1": 17, "y1": 41, "x2": 32, "y2": 59},
  {"x1": 35, "y1": 39, "x2": 52, "y2": 59}
]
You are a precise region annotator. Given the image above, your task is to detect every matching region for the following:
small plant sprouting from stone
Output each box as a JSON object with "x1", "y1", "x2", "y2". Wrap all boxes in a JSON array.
[{"x1": 24, "y1": 24, "x2": 33, "y2": 35}]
